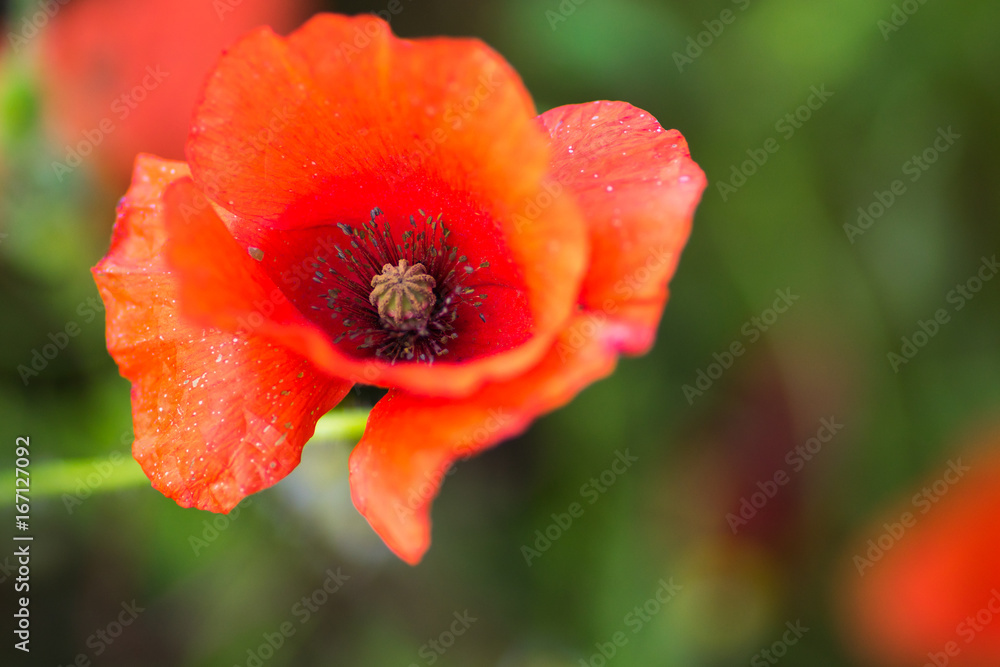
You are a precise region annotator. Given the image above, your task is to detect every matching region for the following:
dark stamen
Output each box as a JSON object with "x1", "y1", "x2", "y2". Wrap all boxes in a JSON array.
[{"x1": 312, "y1": 207, "x2": 489, "y2": 364}]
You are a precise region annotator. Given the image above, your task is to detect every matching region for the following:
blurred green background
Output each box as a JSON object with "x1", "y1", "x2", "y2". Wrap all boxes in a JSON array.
[{"x1": 2, "y1": 0, "x2": 999, "y2": 665}]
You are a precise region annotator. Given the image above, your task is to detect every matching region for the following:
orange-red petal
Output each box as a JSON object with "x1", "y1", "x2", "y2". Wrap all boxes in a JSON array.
[
  {"x1": 349, "y1": 316, "x2": 619, "y2": 564},
  {"x1": 184, "y1": 14, "x2": 588, "y2": 397},
  {"x1": 93, "y1": 156, "x2": 352, "y2": 512},
  {"x1": 538, "y1": 100, "x2": 706, "y2": 353}
]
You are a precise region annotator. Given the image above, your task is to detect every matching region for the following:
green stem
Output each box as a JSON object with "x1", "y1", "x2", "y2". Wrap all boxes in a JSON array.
[
  {"x1": 310, "y1": 407, "x2": 370, "y2": 443},
  {"x1": 26, "y1": 456, "x2": 150, "y2": 498},
  {"x1": 1, "y1": 407, "x2": 370, "y2": 501}
]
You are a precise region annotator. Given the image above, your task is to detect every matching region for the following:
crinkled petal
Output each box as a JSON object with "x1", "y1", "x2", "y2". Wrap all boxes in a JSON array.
[
  {"x1": 538, "y1": 100, "x2": 706, "y2": 353},
  {"x1": 349, "y1": 316, "x2": 619, "y2": 564},
  {"x1": 92, "y1": 156, "x2": 352, "y2": 512}
]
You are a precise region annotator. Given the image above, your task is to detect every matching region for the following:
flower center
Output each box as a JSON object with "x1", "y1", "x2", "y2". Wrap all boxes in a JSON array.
[
  {"x1": 309, "y1": 208, "x2": 490, "y2": 365},
  {"x1": 369, "y1": 259, "x2": 437, "y2": 331}
]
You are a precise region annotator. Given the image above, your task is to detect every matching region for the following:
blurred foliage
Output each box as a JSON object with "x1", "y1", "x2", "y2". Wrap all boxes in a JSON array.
[{"x1": 2, "y1": 0, "x2": 999, "y2": 665}]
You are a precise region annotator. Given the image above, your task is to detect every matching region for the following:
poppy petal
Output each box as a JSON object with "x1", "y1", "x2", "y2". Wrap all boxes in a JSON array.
[
  {"x1": 538, "y1": 100, "x2": 706, "y2": 353},
  {"x1": 348, "y1": 316, "x2": 621, "y2": 564},
  {"x1": 93, "y1": 156, "x2": 352, "y2": 512},
  {"x1": 188, "y1": 14, "x2": 543, "y2": 226},
  {"x1": 282, "y1": 14, "x2": 542, "y2": 220}
]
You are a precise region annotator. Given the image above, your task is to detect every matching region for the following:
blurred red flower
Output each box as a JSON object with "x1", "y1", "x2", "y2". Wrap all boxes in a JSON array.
[
  {"x1": 38, "y1": 0, "x2": 312, "y2": 185},
  {"x1": 841, "y1": 444, "x2": 1000, "y2": 666},
  {"x1": 93, "y1": 14, "x2": 705, "y2": 563}
]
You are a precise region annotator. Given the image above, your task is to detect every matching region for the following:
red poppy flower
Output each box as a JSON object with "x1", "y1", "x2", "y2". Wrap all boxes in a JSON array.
[
  {"x1": 840, "y1": 445, "x2": 1000, "y2": 666},
  {"x1": 38, "y1": 0, "x2": 313, "y2": 185},
  {"x1": 93, "y1": 14, "x2": 705, "y2": 563}
]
